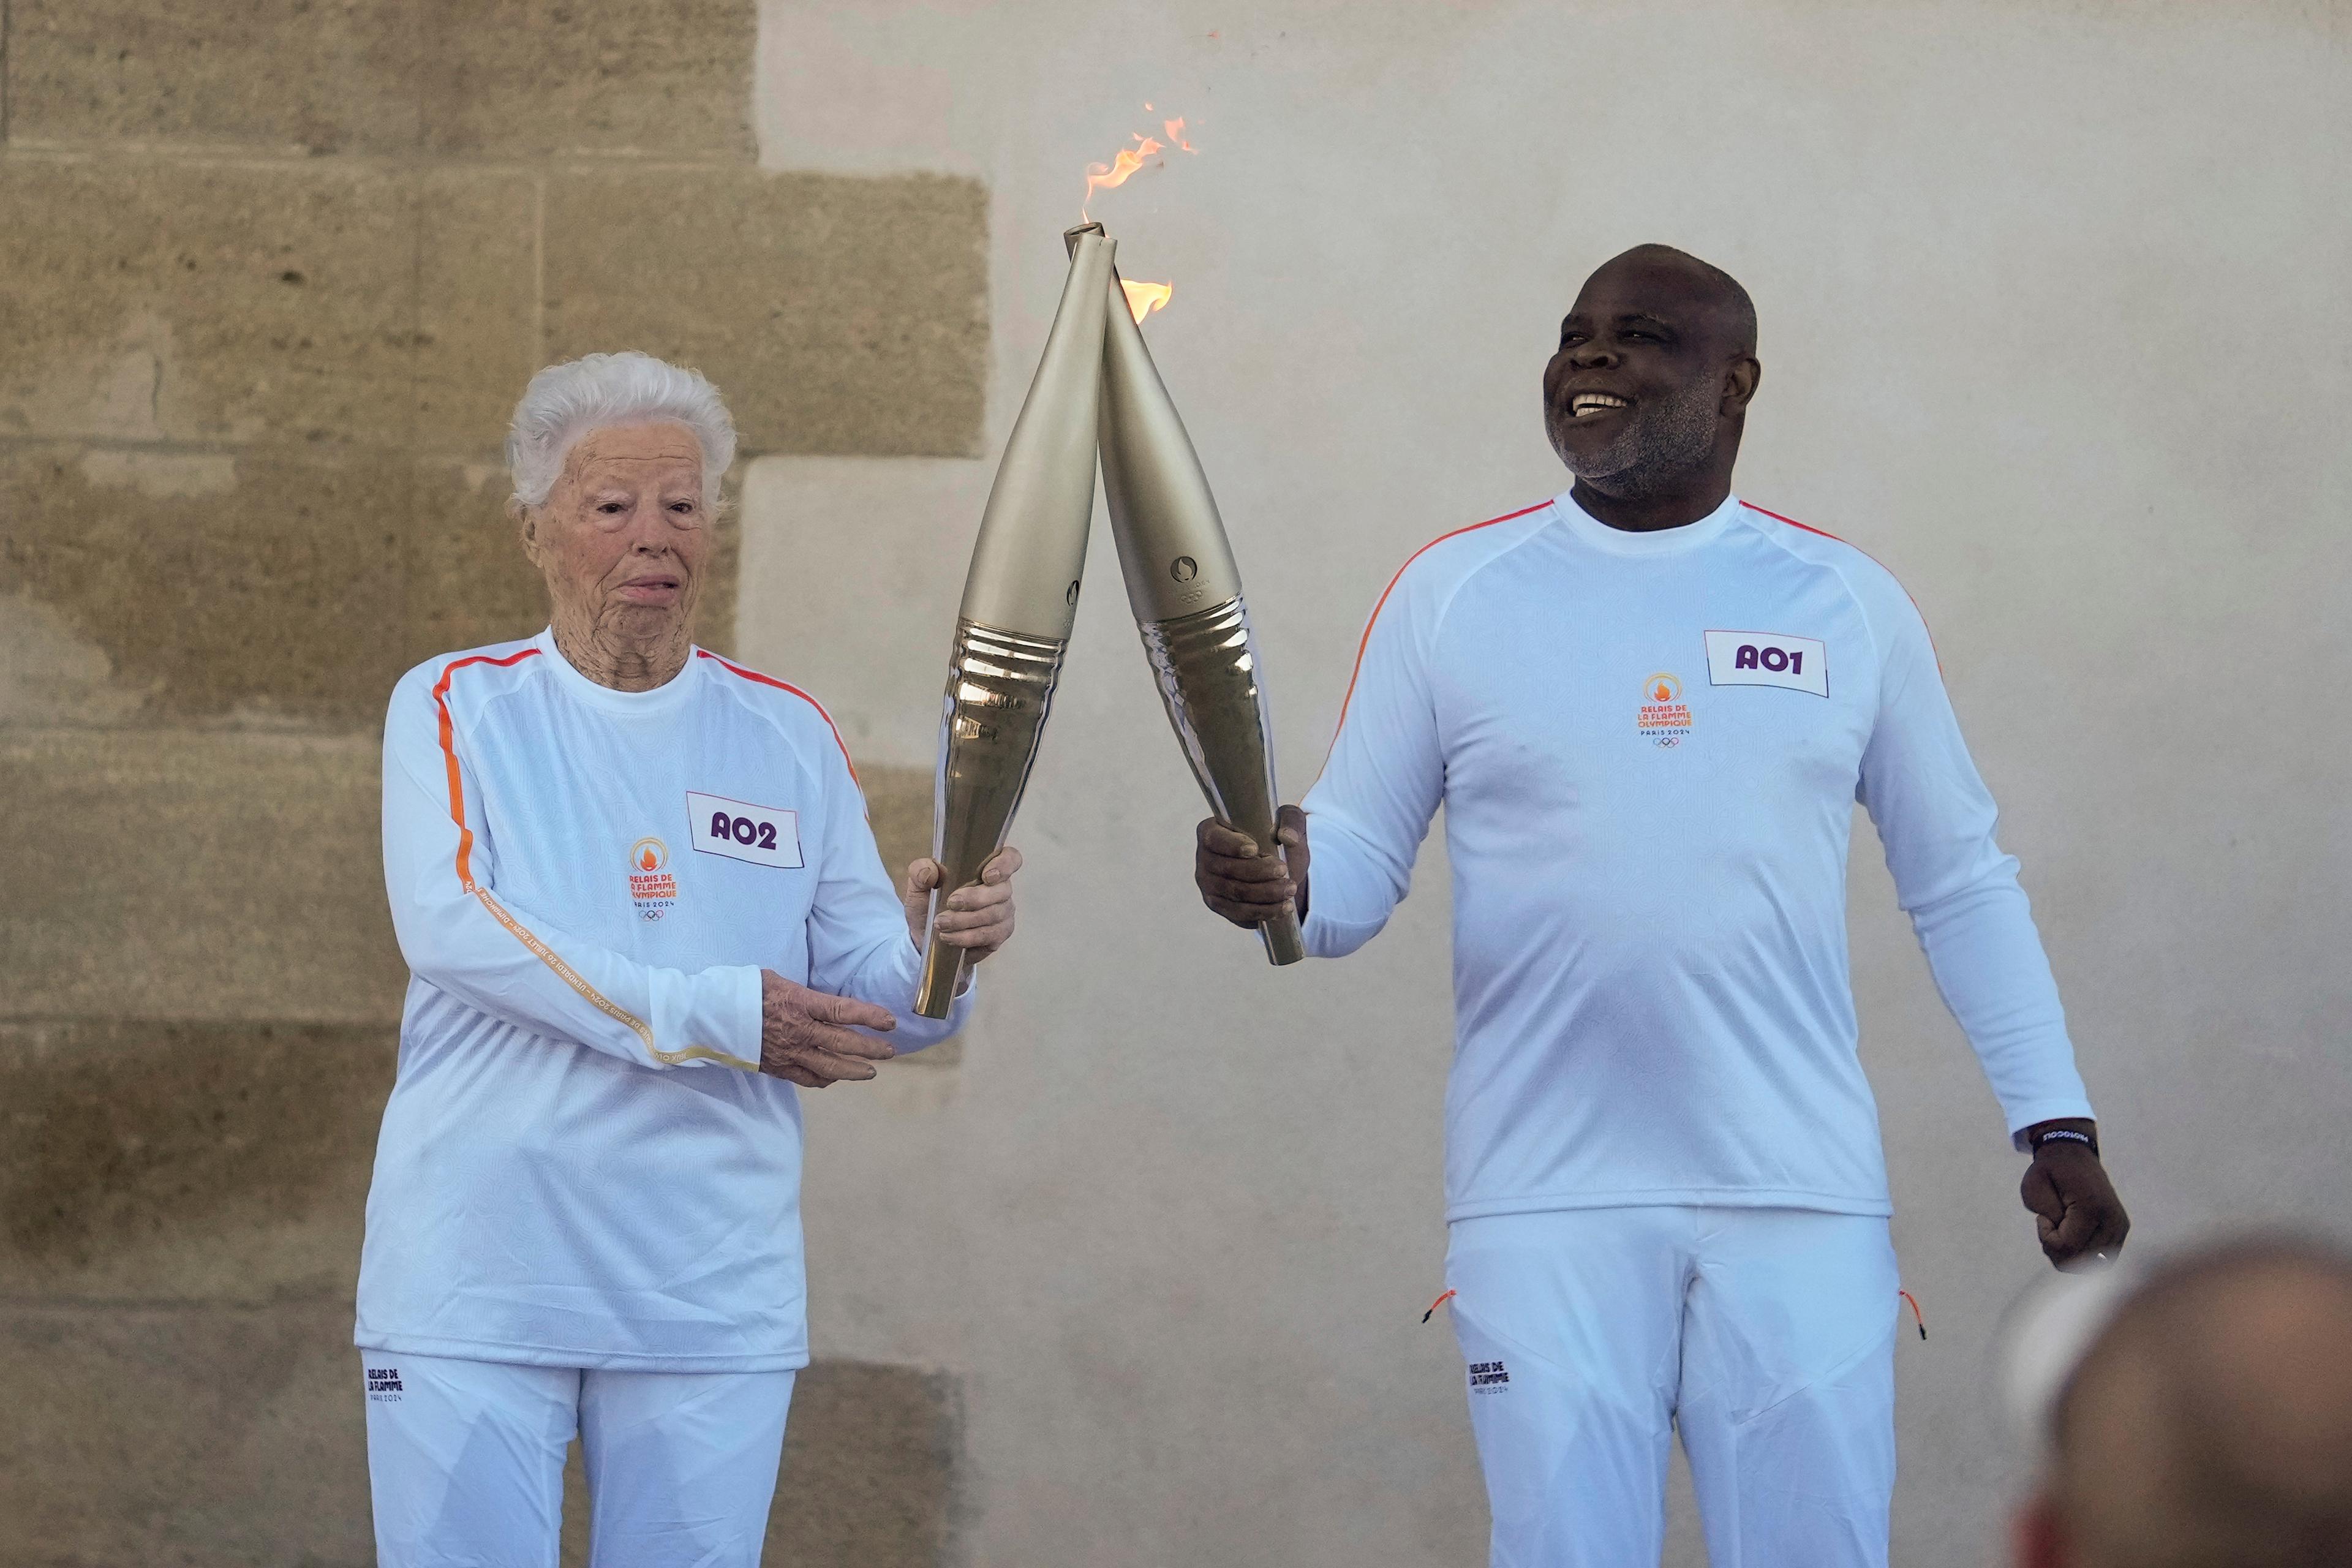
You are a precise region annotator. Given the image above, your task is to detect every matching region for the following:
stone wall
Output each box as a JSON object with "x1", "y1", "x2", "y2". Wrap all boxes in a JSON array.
[{"x1": 0, "y1": 2, "x2": 982, "y2": 1561}]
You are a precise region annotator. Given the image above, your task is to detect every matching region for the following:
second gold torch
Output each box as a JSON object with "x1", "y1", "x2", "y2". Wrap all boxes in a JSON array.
[
  {"x1": 914, "y1": 226, "x2": 1117, "y2": 1017},
  {"x1": 1094, "y1": 256, "x2": 1306, "y2": 965}
]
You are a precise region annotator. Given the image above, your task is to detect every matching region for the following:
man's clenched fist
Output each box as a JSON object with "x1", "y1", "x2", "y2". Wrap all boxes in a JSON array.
[{"x1": 2019, "y1": 1119, "x2": 2130, "y2": 1270}]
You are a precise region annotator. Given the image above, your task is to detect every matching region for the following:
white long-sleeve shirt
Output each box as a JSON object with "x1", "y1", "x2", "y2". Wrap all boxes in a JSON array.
[
  {"x1": 356, "y1": 629, "x2": 968, "y2": 1372},
  {"x1": 1302, "y1": 490, "x2": 2092, "y2": 1221}
]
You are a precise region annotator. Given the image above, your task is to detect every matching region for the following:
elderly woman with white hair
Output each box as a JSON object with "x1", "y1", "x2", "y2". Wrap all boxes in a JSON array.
[{"x1": 353, "y1": 352, "x2": 1017, "y2": 1566}]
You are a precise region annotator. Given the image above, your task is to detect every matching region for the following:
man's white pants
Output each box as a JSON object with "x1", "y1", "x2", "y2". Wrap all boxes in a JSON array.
[
  {"x1": 361, "y1": 1353, "x2": 796, "y2": 1568},
  {"x1": 1445, "y1": 1207, "x2": 1900, "y2": 1568}
]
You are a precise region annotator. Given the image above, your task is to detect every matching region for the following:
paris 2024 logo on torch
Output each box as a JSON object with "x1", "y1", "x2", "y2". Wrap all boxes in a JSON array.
[
  {"x1": 1637, "y1": 673, "x2": 1694, "y2": 748},
  {"x1": 627, "y1": 837, "x2": 677, "y2": 921}
]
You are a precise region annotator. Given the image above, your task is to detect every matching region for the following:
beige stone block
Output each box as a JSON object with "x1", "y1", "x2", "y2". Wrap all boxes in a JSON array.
[
  {"x1": 0, "y1": 1298, "x2": 376, "y2": 1566},
  {"x1": 862, "y1": 762, "x2": 933, "y2": 890},
  {"x1": 761, "y1": 1361, "x2": 959, "y2": 1566},
  {"x1": 420, "y1": 0, "x2": 758, "y2": 159},
  {"x1": 0, "y1": 160, "x2": 535, "y2": 453},
  {"x1": 2, "y1": 443, "x2": 415, "y2": 723},
  {"x1": 399, "y1": 461, "x2": 565, "y2": 671},
  {"x1": 857, "y1": 762, "x2": 962, "y2": 1067},
  {"x1": 10, "y1": 0, "x2": 428, "y2": 153},
  {"x1": 413, "y1": 169, "x2": 546, "y2": 452},
  {"x1": 0, "y1": 449, "x2": 734, "y2": 727},
  {"x1": 0, "y1": 1020, "x2": 390, "y2": 1301},
  {"x1": 0, "y1": 592, "x2": 146, "y2": 726},
  {"x1": 0, "y1": 1287, "x2": 956, "y2": 1566},
  {"x1": 10, "y1": 0, "x2": 755, "y2": 159},
  {"x1": 0, "y1": 729, "x2": 405, "y2": 1025},
  {"x1": 543, "y1": 168, "x2": 988, "y2": 458}
]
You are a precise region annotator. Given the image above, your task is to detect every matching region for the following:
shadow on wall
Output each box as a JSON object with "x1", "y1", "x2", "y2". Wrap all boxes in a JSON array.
[{"x1": 0, "y1": 0, "x2": 985, "y2": 1560}]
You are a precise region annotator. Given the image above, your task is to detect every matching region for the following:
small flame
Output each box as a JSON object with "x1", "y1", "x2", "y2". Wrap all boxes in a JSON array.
[
  {"x1": 1084, "y1": 134, "x2": 1163, "y2": 216},
  {"x1": 1080, "y1": 110, "x2": 1199, "y2": 218},
  {"x1": 639, "y1": 847, "x2": 658, "y2": 870},
  {"x1": 1120, "y1": 278, "x2": 1173, "y2": 322}
]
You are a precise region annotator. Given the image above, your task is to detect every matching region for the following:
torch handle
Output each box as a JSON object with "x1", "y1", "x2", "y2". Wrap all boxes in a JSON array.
[
  {"x1": 1258, "y1": 905, "x2": 1306, "y2": 967},
  {"x1": 914, "y1": 927, "x2": 971, "y2": 1019}
]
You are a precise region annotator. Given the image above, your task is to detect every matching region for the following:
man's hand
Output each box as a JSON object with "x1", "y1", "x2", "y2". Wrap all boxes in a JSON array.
[
  {"x1": 1196, "y1": 805, "x2": 1308, "y2": 929},
  {"x1": 2020, "y1": 1118, "x2": 2130, "y2": 1270},
  {"x1": 759, "y1": 969, "x2": 895, "y2": 1089},
  {"x1": 902, "y1": 846, "x2": 1022, "y2": 981}
]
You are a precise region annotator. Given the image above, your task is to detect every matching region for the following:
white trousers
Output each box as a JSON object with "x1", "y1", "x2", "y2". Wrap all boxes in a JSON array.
[
  {"x1": 1445, "y1": 1207, "x2": 1900, "y2": 1568},
  {"x1": 361, "y1": 1352, "x2": 796, "y2": 1568}
]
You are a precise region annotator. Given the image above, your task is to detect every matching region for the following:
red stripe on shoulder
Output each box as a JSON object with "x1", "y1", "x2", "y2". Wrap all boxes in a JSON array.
[
  {"x1": 696, "y1": 650, "x2": 861, "y2": 783},
  {"x1": 1322, "y1": 500, "x2": 1553, "y2": 764},
  {"x1": 1741, "y1": 500, "x2": 1939, "y2": 665},
  {"x1": 1741, "y1": 500, "x2": 1842, "y2": 541},
  {"x1": 430, "y1": 647, "x2": 541, "y2": 890}
]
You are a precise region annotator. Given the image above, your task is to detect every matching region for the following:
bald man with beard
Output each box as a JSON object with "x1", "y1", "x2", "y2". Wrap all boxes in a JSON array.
[
  {"x1": 2017, "y1": 1240, "x2": 2352, "y2": 1568},
  {"x1": 1196, "y1": 245, "x2": 2130, "y2": 1567}
]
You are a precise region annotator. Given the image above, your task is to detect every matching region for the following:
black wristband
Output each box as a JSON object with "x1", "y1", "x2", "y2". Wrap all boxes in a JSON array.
[{"x1": 2030, "y1": 1127, "x2": 2098, "y2": 1157}]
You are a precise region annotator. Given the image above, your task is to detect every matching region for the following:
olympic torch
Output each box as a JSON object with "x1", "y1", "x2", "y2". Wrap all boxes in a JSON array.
[
  {"x1": 1090, "y1": 246, "x2": 1305, "y2": 965},
  {"x1": 914, "y1": 225, "x2": 1117, "y2": 1017}
]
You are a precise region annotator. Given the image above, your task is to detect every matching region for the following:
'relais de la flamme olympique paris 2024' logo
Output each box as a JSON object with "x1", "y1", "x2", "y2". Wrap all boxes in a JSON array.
[
  {"x1": 628, "y1": 837, "x2": 677, "y2": 921},
  {"x1": 1637, "y1": 673, "x2": 1694, "y2": 748}
]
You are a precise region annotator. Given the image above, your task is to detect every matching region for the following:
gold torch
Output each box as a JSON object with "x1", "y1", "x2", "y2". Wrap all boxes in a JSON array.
[
  {"x1": 914, "y1": 225, "x2": 1118, "y2": 1017},
  {"x1": 1090, "y1": 246, "x2": 1306, "y2": 965}
]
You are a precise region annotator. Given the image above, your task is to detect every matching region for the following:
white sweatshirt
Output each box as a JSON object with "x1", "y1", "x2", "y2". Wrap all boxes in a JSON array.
[
  {"x1": 356, "y1": 629, "x2": 968, "y2": 1372},
  {"x1": 1302, "y1": 491, "x2": 2092, "y2": 1221}
]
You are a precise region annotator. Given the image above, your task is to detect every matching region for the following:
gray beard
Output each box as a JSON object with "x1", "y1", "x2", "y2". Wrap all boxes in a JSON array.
[{"x1": 1550, "y1": 379, "x2": 1721, "y2": 499}]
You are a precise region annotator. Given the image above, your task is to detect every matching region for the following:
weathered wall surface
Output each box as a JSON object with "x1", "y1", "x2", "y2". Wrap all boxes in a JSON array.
[
  {"x1": 746, "y1": 4, "x2": 2352, "y2": 1567},
  {"x1": 1, "y1": 1, "x2": 981, "y2": 1561}
]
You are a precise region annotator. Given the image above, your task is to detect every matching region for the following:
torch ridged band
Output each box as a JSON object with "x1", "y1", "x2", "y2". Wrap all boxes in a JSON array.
[
  {"x1": 1139, "y1": 596, "x2": 1307, "y2": 967},
  {"x1": 916, "y1": 619, "x2": 1071, "y2": 1017}
]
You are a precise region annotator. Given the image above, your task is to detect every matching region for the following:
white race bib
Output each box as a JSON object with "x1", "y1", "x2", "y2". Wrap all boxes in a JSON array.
[
  {"x1": 687, "y1": 792, "x2": 804, "y2": 869},
  {"x1": 1703, "y1": 630, "x2": 1828, "y2": 697}
]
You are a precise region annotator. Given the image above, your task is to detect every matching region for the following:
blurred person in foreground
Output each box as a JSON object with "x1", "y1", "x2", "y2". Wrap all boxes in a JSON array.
[
  {"x1": 1195, "y1": 245, "x2": 2129, "y2": 1567},
  {"x1": 355, "y1": 352, "x2": 1021, "y2": 1566},
  {"x1": 2015, "y1": 1237, "x2": 2352, "y2": 1568}
]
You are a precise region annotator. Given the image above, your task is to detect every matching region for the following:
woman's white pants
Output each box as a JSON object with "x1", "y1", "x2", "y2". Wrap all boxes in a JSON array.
[
  {"x1": 1445, "y1": 1207, "x2": 1901, "y2": 1568},
  {"x1": 361, "y1": 1352, "x2": 796, "y2": 1568}
]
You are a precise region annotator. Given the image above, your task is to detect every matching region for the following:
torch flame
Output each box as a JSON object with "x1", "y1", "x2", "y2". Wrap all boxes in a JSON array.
[
  {"x1": 1081, "y1": 109, "x2": 1199, "y2": 322},
  {"x1": 1080, "y1": 111, "x2": 1199, "y2": 218},
  {"x1": 1084, "y1": 134, "x2": 1163, "y2": 216},
  {"x1": 1120, "y1": 278, "x2": 1173, "y2": 323}
]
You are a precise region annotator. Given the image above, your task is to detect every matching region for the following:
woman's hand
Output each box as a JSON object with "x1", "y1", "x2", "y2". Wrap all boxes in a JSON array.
[
  {"x1": 901, "y1": 846, "x2": 1023, "y2": 986},
  {"x1": 759, "y1": 970, "x2": 896, "y2": 1088}
]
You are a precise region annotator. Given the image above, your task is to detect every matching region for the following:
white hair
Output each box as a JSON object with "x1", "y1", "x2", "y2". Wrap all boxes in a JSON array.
[{"x1": 506, "y1": 351, "x2": 737, "y2": 510}]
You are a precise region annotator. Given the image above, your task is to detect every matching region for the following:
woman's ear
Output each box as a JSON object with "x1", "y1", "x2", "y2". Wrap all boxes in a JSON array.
[{"x1": 510, "y1": 498, "x2": 540, "y2": 564}]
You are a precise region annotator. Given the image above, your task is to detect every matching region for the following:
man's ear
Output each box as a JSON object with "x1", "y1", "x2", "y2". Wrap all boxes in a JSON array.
[{"x1": 1722, "y1": 355, "x2": 1763, "y2": 415}]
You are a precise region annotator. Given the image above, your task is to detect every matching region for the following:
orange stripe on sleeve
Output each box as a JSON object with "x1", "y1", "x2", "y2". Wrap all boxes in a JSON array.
[
  {"x1": 431, "y1": 647, "x2": 541, "y2": 891},
  {"x1": 427, "y1": 646, "x2": 753, "y2": 1072}
]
